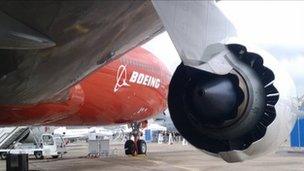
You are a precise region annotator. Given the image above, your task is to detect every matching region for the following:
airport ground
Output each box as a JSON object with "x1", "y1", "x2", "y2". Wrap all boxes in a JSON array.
[{"x1": 0, "y1": 142, "x2": 304, "y2": 171}]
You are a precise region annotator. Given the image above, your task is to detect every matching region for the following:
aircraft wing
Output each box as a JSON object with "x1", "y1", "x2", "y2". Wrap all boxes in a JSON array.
[
  {"x1": 0, "y1": 1, "x2": 163, "y2": 105},
  {"x1": 152, "y1": 1, "x2": 236, "y2": 65}
]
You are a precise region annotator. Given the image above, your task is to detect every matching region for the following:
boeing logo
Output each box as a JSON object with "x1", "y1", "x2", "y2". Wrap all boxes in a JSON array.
[
  {"x1": 129, "y1": 71, "x2": 160, "y2": 89},
  {"x1": 113, "y1": 65, "x2": 130, "y2": 93},
  {"x1": 114, "y1": 65, "x2": 161, "y2": 93}
]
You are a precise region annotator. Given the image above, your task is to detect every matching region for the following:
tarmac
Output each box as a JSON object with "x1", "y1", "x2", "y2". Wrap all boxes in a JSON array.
[{"x1": 1, "y1": 142, "x2": 304, "y2": 171}]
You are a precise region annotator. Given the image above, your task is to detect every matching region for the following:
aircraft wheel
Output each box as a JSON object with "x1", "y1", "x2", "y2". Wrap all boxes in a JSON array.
[
  {"x1": 124, "y1": 140, "x2": 136, "y2": 155},
  {"x1": 0, "y1": 152, "x2": 7, "y2": 160},
  {"x1": 52, "y1": 155, "x2": 59, "y2": 159},
  {"x1": 137, "y1": 140, "x2": 147, "y2": 154},
  {"x1": 34, "y1": 151, "x2": 44, "y2": 159}
]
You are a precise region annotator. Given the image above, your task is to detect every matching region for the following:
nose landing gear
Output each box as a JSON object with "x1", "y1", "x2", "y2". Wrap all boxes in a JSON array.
[{"x1": 124, "y1": 122, "x2": 147, "y2": 156}]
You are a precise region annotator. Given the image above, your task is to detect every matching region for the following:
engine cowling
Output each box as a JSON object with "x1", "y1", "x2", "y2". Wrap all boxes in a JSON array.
[{"x1": 168, "y1": 44, "x2": 298, "y2": 162}]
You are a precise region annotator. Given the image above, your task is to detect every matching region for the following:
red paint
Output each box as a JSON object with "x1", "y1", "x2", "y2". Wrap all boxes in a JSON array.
[{"x1": 0, "y1": 47, "x2": 170, "y2": 126}]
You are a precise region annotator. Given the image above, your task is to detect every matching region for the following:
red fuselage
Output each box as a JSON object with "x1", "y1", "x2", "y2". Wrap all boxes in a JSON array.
[{"x1": 0, "y1": 48, "x2": 170, "y2": 126}]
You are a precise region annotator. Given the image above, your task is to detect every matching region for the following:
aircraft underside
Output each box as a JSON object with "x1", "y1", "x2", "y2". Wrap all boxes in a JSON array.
[{"x1": 0, "y1": 1, "x2": 163, "y2": 104}]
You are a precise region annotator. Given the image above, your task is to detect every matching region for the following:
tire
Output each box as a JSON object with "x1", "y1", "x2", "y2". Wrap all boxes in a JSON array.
[
  {"x1": 52, "y1": 155, "x2": 59, "y2": 159},
  {"x1": 124, "y1": 140, "x2": 136, "y2": 155},
  {"x1": 0, "y1": 152, "x2": 7, "y2": 160},
  {"x1": 34, "y1": 151, "x2": 44, "y2": 159},
  {"x1": 137, "y1": 140, "x2": 147, "y2": 154}
]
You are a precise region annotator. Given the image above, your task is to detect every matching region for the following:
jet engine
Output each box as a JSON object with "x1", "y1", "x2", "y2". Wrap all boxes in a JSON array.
[{"x1": 168, "y1": 44, "x2": 298, "y2": 162}]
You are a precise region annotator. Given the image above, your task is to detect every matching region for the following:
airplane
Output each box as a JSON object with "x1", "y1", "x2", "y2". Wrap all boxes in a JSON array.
[
  {"x1": 54, "y1": 127, "x2": 92, "y2": 142},
  {"x1": 0, "y1": 47, "x2": 171, "y2": 155},
  {"x1": 0, "y1": 1, "x2": 300, "y2": 162},
  {"x1": 53, "y1": 126, "x2": 117, "y2": 142}
]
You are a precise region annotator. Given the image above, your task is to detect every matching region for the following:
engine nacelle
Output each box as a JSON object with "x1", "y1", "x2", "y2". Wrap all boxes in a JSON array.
[{"x1": 168, "y1": 44, "x2": 298, "y2": 162}]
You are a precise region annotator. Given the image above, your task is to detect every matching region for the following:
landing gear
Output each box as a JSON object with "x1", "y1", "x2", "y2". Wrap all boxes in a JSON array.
[
  {"x1": 137, "y1": 139, "x2": 147, "y2": 154},
  {"x1": 34, "y1": 151, "x2": 44, "y2": 159},
  {"x1": 124, "y1": 140, "x2": 136, "y2": 155},
  {"x1": 124, "y1": 122, "x2": 147, "y2": 156},
  {"x1": 0, "y1": 152, "x2": 7, "y2": 160}
]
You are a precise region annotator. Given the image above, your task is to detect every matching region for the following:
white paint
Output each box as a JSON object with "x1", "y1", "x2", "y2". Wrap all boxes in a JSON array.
[
  {"x1": 218, "y1": 44, "x2": 298, "y2": 162},
  {"x1": 114, "y1": 65, "x2": 161, "y2": 93},
  {"x1": 152, "y1": 0, "x2": 235, "y2": 65},
  {"x1": 129, "y1": 71, "x2": 161, "y2": 89},
  {"x1": 113, "y1": 65, "x2": 130, "y2": 93},
  {"x1": 129, "y1": 70, "x2": 138, "y2": 83}
]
